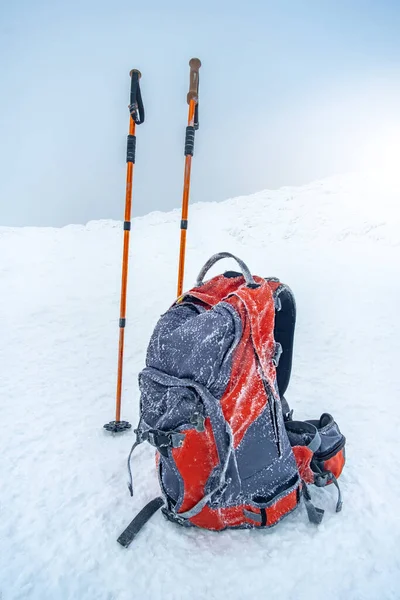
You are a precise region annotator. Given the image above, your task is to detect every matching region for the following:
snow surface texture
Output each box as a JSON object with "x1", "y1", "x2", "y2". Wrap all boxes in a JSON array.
[{"x1": 1, "y1": 171, "x2": 399, "y2": 599}]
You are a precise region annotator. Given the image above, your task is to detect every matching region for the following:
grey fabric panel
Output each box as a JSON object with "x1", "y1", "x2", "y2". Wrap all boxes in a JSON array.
[
  {"x1": 146, "y1": 301, "x2": 242, "y2": 400},
  {"x1": 307, "y1": 430, "x2": 321, "y2": 454},
  {"x1": 158, "y1": 455, "x2": 183, "y2": 507},
  {"x1": 239, "y1": 451, "x2": 299, "y2": 502},
  {"x1": 138, "y1": 299, "x2": 242, "y2": 458},
  {"x1": 236, "y1": 405, "x2": 299, "y2": 502},
  {"x1": 158, "y1": 450, "x2": 185, "y2": 510},
  {"x1": 236, "y1": 409, "x2": 282, "y2": 480},
  {"x1": 207, "y1": 449, "x2": 242, "y2": 508},
  {"x1": 139, "y1": 377, "x2": 200, "y2": 431},
  {"x1": 285, "y1": 421, "x2": 321, "y2": 453},
  {"x1": 306, "y1": 414, "x2": 345, "y2": 458}
]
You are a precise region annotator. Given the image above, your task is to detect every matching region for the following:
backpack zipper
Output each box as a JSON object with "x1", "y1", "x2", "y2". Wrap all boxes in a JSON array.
[
  {"x1": 255, "y1": 359, "x2": 282, "y2": 457},
  {"x1": 269, "y1": 392, "x2": 282, "y2": 457}
]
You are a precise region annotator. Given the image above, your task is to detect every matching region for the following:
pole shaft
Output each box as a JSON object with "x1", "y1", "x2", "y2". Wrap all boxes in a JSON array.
[
  {"x1": 116, "y1": 116, "x2": 136, "y2": 422},
  {"x1": 177, "y1": 99, "x2": 196, "y2": 297}
]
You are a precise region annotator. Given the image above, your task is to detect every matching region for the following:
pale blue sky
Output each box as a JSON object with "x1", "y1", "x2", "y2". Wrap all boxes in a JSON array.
[{"x1": 1, "y1": 0, "x2": 400, "y2": 226}]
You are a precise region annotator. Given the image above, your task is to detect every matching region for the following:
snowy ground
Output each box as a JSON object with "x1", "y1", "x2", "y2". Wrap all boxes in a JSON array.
[{"x1": 1, "y1": 171, "x2": 400, "y2": 600}]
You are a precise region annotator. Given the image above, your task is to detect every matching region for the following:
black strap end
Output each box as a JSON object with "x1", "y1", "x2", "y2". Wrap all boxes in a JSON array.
[{"x1": 117, "y1": 497, "x2": 164, "y2": 548}]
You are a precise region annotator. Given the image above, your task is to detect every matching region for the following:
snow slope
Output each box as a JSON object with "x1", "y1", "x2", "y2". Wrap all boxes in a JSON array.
[{"x1": 1, "y1": 171, "x2": 399, "y2": 600}]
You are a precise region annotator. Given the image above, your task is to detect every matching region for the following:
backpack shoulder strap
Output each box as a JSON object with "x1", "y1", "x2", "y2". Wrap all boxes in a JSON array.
[{"x1": 268, "y1": 282, "x2": 296, "y2": 398}]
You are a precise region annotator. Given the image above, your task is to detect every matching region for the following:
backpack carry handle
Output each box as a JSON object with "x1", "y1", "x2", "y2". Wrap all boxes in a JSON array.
[{"x1": 196, "y1": 252, "x2": 259, "y2": 288}]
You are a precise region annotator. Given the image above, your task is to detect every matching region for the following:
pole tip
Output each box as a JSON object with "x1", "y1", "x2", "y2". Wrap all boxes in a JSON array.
[{"x1": 129, "y1": 69, "x2": 142, "y2": 79}]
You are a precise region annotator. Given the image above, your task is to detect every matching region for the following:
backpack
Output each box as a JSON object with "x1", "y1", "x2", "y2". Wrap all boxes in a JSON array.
[{"x1": 117, "y1": 252, "x2": 346, "y2": 547}]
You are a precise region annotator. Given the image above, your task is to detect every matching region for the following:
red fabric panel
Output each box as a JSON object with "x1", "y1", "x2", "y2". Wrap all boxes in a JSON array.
[
  {"x1": 218, "y1": 294, "x2": 267, "y2": 447},
  {"x1": 266, "y1": 280, "x2": 281, "y2": 293},
  {"x1": 173, "y1": 418, "x2": 219, "y2": 514},
  {"x1": 229, "y1": 279, "x2": 277, "y2": 394},
  {"x1": 220, "y1": 280, "x2": 277, "y2": 446},
  {"x1": 266, "y1": 488, "x2": 298, "y2": 525},
  {"x1": 184, "y1": 274, "x2": 247, "y2": 307},
  {"x1": 292, "y1": 445, "x2": 315, "y2": 484},
  {"x1": 324, "y1": 448, "x2": 345, "y2": 480}
]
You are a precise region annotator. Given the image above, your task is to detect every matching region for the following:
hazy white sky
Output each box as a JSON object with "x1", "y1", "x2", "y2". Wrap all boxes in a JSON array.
[{"x1": 1, "y1": 0, "x2": 400, "y2": 226}]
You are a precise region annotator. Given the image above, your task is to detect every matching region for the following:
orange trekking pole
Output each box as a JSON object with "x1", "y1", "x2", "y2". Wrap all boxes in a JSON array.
[
  {"x1": 104, "y1": 69, "x2": 145, "y2": 433},
  {"x1": 177, "y1": 58, "x2": 201, "y2": 297}
]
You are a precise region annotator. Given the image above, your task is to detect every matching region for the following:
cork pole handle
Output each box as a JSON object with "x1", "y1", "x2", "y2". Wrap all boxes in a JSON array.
[{"x1": 187, "y1": 58, "x2": 201, "y2": 104}]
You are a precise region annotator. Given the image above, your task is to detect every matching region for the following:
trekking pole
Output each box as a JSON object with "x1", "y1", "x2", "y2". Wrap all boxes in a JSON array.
[
  {"x1": 177, "y1": 58, "x2": 201, "y2": 298},
  {"x1": 104, "y1": 69, "x2": 145, "y2": 434}
]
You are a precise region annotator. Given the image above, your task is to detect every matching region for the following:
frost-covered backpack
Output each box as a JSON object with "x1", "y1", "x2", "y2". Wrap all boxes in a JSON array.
[{"x1": 117, "y1": 252, "x2": 346, "y2": 547}]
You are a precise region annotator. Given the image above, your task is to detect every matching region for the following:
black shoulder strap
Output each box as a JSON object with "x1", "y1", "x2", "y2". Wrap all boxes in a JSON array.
[
  {"x1": 273, "y1": 283, "x2": 296, "y2": 398},
  {"x1": 117, "y1": 497, "x2": 164, "y2": 548}
]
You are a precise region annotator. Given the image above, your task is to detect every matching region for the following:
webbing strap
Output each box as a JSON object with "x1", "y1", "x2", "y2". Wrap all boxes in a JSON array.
[
  {"x1": 330, "y1": 474, "x2": 343, "y2": 512},
  {"x1": 243, "y1": 509, "x2": 263, "y2": 524},
  {"x1": 127, "y1": 438, "x2": 141, "y2": 496},
  {"x1": 176, "y1": 489, "x2": 215, "y2": 520},
  {"x1": 313, "y1": 463, "x2": 343, "y2": 512},
  {"x1": 117, "y1": 497, "x2": 164, "y2": 548},
  {"x1": 302, "y1": 483, "x2": 324, "y2": 525},
  {"x1": 127, "y1": 425, "x2": 185, "y2": 496}
]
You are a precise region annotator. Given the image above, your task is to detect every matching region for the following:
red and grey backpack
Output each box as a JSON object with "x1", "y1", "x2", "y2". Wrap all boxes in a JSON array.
[{"x1": 118, "y1": 253, "x2": 346, "y2": 547}]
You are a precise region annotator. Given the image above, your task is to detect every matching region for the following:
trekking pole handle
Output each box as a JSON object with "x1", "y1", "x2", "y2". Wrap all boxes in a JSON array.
[
  {"x1": 129, "y1": 69, "x2": 141, "y2": 102},
  {"x1": 129, "y1": 69, "x2": 145, "y2": 124},
  {"x1": 187, "y1": 58, "x2": 201, "y2": 104},
  {"x1": 196, "y1": 252, "x2": 258, "y2": 288}
]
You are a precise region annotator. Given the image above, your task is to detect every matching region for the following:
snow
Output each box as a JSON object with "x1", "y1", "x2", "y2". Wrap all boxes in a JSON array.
[{"x1": 1, "y1": 170, "x2": 400, "y2": 599}]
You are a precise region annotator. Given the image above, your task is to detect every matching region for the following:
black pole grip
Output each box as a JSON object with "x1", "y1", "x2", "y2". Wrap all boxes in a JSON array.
[
  {"x1": 129, "y1": 69, "x2": 145, "y2": 125},
  {"x1": 185, "y1": 126, "x2": 195, "y2": 156},
  {"x1": 126, "y1": 134, "x2": 136, "y2": 163}
]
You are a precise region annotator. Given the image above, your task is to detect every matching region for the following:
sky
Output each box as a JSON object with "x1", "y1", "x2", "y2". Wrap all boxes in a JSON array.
[{"x1": 1, "y1": 0, "x2": 400, "y2": 227}]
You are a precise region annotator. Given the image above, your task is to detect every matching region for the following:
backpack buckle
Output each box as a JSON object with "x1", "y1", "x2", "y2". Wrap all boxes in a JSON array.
[
  {"x1": 314, "y1": 471, "x2": 331, "y2": 487},
  {"x1": 272, "y1": 342, "x2": 283, "y2": 367},
  {"x1": 147, "y1": 430, "x2": 185, "y2": 449},
  {"x1": 190, "y1": 412, "x2": 205, "y2": 432},
  {"x1": 161, "y1": 507, "x2": 188, "y2": 527},
  {"x1": 170, "y1": 433, "x2": 185, "y2": 448}
]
